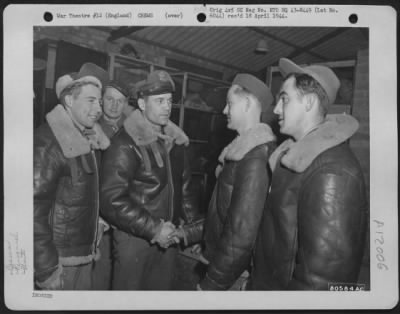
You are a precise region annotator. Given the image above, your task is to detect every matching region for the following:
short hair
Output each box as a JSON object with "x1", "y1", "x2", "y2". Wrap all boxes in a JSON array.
[
  {"x1": 102, "y1": 85, "x2": 112, "y2": 96},
  {"x1": 59, "y1": 81, "x2": 100, "y2": 106},
  {"x1": 231, "y1": 84, "x2": 262, "y2": 110},
  {"x1": 286, "y1": 73, "x2": 330, "y2": 116}
]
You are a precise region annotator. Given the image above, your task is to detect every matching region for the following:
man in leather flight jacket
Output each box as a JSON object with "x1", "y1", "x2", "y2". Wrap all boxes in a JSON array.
[
  {"x1": 34, "y1": 63, "x2": 110, "y2": 290},
  {"x1": 92, "y1": 78, "x2": 131, "y2": 290},
  {"x1": 100, "y1": 70, "x2": 201, "y2": 290},
  {"x1": 249, "y1": 58, "x2": 367, "y2": 290},
  {"x1": 196, "y1": 74, "x2": 276, "y2": 290}
]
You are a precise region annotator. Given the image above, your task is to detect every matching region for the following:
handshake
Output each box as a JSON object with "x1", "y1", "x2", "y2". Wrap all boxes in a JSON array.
[{"x1": 151, "y1": 220, "x2": 186, "y2": 249}]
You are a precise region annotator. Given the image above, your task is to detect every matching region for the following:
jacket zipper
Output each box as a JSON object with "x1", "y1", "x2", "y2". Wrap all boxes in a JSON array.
[
  {"x1": 163, "y1": 143, "x2": 174, "y2": 221},
  {"x1": 288, "y1": 227, "x2": 298, "y2": 282},
  {"x1": 91, "y1": 150, "x2": 100, "y2": 255}
]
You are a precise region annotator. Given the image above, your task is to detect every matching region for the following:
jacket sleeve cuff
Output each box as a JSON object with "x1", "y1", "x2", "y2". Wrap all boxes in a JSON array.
[
  {"x1": 150, "y1": 219, "x2": 164, "y2": 243},
  {"x1": 179, "y1": 226, "x2": 189, "y2": 246},
  {"x1": 182, "y1": 219, "x2": 204, "y2": 246},
  {"x1": 36, "y1": 264, "x2": 63, "y2": 289}
]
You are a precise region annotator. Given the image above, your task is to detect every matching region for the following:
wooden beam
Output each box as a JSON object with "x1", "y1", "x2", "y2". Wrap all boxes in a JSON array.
[
  {"x1": 286, "y1": 28, "x2": 349, "y2": 60},
  {"x1": 249, "y1": 27, "x2": 328, "y2": 61},
  {"x1": 93, "y1": 26, "x2": 250, "y2": 73},
  {"x1": 128, "y1": 34, "x2": 250, "y2": 73},
  {"x1": 108, "y1": 26, "x2": 148, "y2": 42}
]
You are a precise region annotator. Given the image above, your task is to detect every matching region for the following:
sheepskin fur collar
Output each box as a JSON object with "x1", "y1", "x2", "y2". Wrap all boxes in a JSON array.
[
  {"x1": 219, "y1": 123, "x2": 276, "y2": 163},
  {"x1": 123, "y1": 109, "x2": 189, "y2": 147},
  {"x1": 269, "y1": 114, "x2": 359, "y2": 173},
  {"x1": 46, "y1": 105, "x2": 110, "y2": 158}
]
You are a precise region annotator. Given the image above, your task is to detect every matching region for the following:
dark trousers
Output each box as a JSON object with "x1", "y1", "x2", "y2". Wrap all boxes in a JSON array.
[
  {"x1": 92, "y1": 230, "x2": 113, "y2": 290},
  {"x1": 112, "y1": 229, "x2": 178, "y2": 290}
]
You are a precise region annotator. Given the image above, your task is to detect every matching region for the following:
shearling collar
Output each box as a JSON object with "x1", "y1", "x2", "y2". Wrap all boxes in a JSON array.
[
  {"x1": 46, "y1": 104, "x2": 110, "y2": 158},
  {"x1": 269, "y1": 114, "x2": 359, "y2": 173},
  {"x1": 99, "y1": 113, "x2": 126, "y2": 129},
  {"x1": 219, "y1": 123, "x2": 276, "y2": 163},
  {"x1": 123, "y1": 109, "x2": 189, "y2": 147}
]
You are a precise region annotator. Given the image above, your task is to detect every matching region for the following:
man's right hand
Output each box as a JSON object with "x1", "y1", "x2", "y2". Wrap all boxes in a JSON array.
[
  {"x1": 151, "y1": 220, "x2": 176, "y2": 248},
  {"x1": 44, "y1": 274, "x2": 63, "y2": 290}
]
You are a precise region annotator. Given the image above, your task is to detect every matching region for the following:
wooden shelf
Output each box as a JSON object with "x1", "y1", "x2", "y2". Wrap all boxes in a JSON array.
[{"x1": 109, "y1": 53, "x2": 230, "y2": 86}]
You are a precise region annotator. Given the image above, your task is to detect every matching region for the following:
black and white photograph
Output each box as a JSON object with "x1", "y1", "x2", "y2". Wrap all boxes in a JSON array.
[{"x1": 3, "y1": 3, "x2": 398, "y2": 311}]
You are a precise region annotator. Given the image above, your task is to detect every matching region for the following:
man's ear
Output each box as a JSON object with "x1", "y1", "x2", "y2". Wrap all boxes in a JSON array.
[
  {"x1": 305, "y1": 94, "x2": 318, "y2": 112},
  {"x1": 64, "y1": 95, "x2": 73, "y2": 108},
  {"x1": 138, "y1": 98, "x2": 146, "y2": 111}
]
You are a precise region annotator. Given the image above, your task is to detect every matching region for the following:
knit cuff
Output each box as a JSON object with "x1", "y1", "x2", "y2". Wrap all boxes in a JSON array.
[
  {"x1": 36, "y1": 264, "x2": 63, "y2": 289},
  {"x1": 150, "y1": 219, "x2": 164, "y2": 244}
]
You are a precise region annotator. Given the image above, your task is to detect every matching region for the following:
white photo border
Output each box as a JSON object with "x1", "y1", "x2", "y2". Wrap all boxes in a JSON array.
[{"x1": 3, "y1": 3, "x2": 398, "y2": 310}]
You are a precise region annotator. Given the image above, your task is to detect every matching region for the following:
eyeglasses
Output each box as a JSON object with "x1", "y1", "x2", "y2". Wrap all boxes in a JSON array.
[{"x1": 103, "y1": 96, "x2": 126, "y2": 106}]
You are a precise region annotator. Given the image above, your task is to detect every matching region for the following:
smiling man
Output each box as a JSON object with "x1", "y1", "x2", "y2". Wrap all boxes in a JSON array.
[
  {"x1": 100, "y1": 70, "x2": 201, "y2": 290},
  {"x1": 34, "y1": 63, "x2": 110, "y2": 290},
  {"x1": 249, "y1": 58, "x2": 367, "y2": 290},
  {"x1": 195, "y1": 73, "x2": 276, "y2": 290}
]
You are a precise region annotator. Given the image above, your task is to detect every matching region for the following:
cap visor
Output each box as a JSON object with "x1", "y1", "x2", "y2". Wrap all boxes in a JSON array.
[{"x1": 105, "y1": 83, "x2": 128, "y2": 97}]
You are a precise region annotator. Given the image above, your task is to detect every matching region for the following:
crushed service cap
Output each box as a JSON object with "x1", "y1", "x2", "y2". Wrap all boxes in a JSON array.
[
  {"x1": 136, "y1": 70, "x2": 175, "y2": 97},
  {"x1": 232, "y1": 73, "x2": 273, "y2": 112},
  {"x1": 279, "y1": 58, "x2": 340, "y2": 105},
  {"x1": 105, "y1": 77, "x2": 130, "y2": 98}
]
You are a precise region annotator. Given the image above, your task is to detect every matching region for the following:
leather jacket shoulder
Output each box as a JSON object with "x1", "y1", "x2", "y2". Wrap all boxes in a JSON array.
[
  {"x1": 34, "y1": 123, "x2": 100, "y2": 283},
  {"x1": 201, "y1": 142, "x2": 275, "y2": 290},
  {"x1": 289, "y1": 143, "x2": 367, "y2": 290},
  {"x1": 100, "y1": 127, "x2": 199, "y2": 241},
  {"x1": 251, "y1": 142, "x2": 367, "y2": 290},
  {"x1": 100, "y1": 129, "x2": 161, "y2": 240}
]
